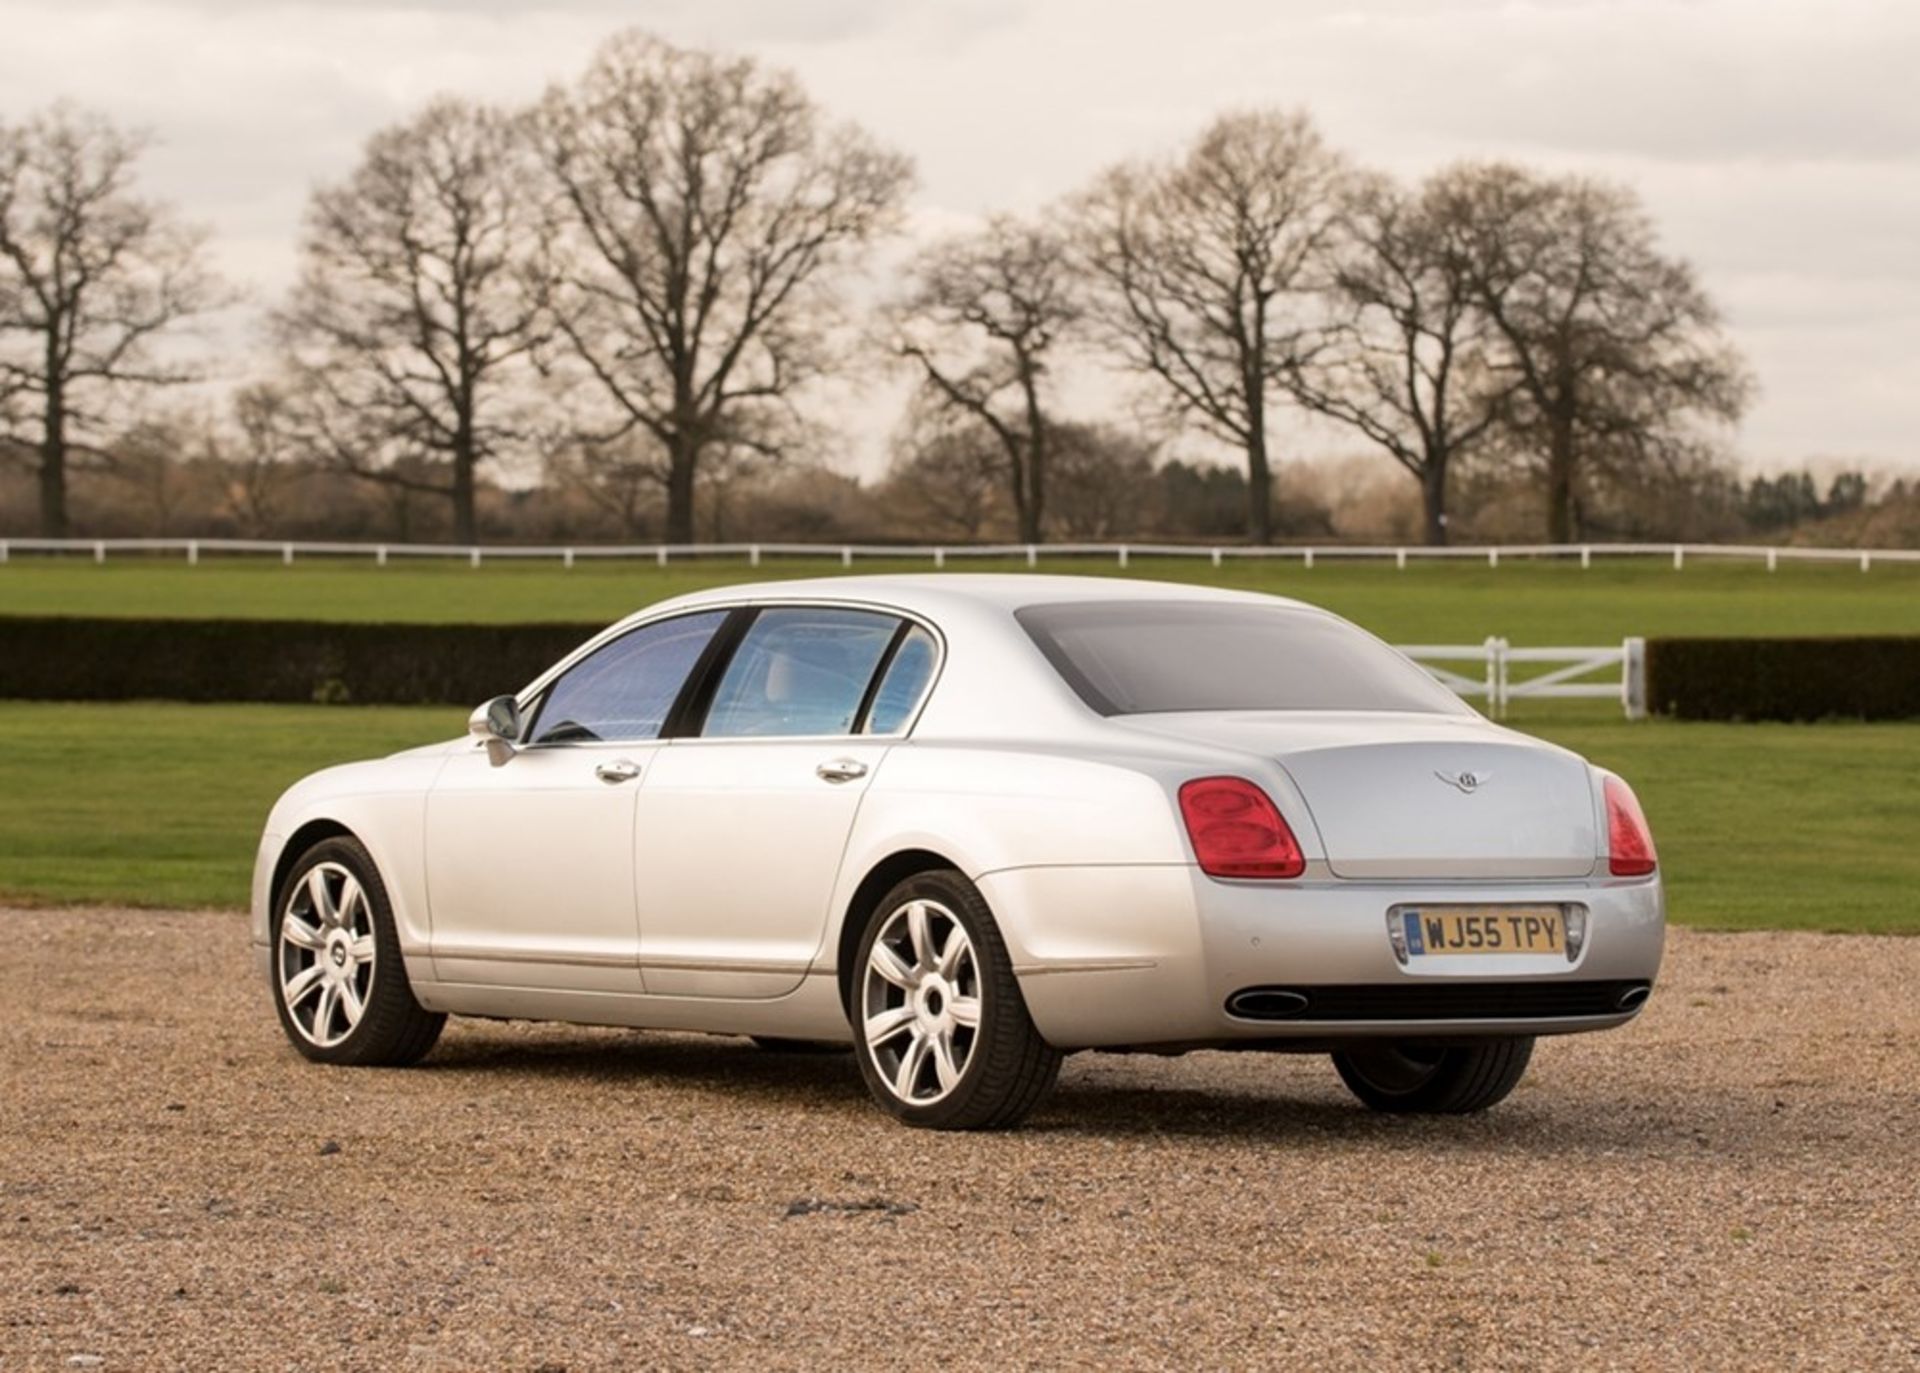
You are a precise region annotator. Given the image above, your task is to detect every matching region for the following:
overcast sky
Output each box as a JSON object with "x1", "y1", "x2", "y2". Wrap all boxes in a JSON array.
[{"x1": 3, "y1": 0, "x2": 1915, "y2": 477}]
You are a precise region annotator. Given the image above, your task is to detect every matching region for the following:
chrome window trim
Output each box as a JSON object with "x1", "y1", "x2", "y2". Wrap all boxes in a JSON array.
[{"x1": 514, "y1": 596, "x2": 947, "y2": 746}]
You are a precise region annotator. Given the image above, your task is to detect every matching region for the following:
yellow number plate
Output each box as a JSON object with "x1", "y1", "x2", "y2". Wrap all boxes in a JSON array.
[{"x1": 1402, "y1": 906, "x2": 1565, "y2": 956}]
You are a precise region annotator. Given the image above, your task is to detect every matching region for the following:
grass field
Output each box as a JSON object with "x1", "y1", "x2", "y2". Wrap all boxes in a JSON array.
[
  {"x1": 4, "y1": 553, "x2": 1920, "y2": 643},
  {"x1": 0, "y1": 701, "x2": 1912, "y2": 933}
]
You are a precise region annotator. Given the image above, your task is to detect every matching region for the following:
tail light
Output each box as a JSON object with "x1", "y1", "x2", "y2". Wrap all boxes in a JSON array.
[
  {"x1": 1604, "y1": 776, "x2": 1657, "y2": 877},
  {"x1": 1178, "y1": 777, "x2": 1305, "y2": 879}
]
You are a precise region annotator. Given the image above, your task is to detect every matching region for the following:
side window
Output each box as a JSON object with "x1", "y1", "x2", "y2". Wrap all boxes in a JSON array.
[
  {"x1": 702, "y1": 607, "x2": 899, "y2": 738},
  {"x1": 530, "y1": 610, "x2": 727, "y2": 744},
  {"x1": 863, "y1": 625, "x2": 938, "y2": 734}
]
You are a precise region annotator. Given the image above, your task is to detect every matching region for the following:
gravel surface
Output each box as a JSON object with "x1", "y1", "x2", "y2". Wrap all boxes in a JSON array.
[{"x1": 2, "y1": 908, "x2": 1916, "y2": 1371}]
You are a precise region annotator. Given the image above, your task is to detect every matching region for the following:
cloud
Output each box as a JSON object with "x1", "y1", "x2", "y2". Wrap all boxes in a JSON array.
[{"x1": 0, "y1": 0, "x2": 1913, "y2": 469}]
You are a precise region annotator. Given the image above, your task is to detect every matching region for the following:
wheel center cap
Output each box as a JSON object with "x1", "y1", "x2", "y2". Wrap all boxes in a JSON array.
[{"x1": 329, "y1": 942, "x2": 348, "y2": 968}]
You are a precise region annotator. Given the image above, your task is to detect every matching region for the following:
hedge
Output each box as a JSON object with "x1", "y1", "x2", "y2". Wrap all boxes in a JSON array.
[
  {"x1": 0, "y1": 616, "x2": 601, "y2": 706},
  {"x1": 6, "y1": 617, "x2": 1918, "y2": 720},
  {"x1": 1647, "y1": 636, "x2": 1920, "y2": 722}
]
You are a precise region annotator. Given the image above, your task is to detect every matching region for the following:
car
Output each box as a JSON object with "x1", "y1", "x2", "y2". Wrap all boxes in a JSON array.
[{"x1": 252, "y1": 574, "x2": 1664, "y2": 1129}]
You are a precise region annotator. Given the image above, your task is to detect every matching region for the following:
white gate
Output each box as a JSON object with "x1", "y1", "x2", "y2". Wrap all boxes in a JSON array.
[{"x1": 1399, "y1": 638, "x2": 1647, "y2": 720}]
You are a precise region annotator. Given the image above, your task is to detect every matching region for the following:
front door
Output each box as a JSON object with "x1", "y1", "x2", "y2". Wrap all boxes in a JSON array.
[
  {"x1": 634, "y1": 606, "x2": 913, "y2": 999},
  {"x1": 424, "y1": 609, "x2": 730, "y2": 991}
]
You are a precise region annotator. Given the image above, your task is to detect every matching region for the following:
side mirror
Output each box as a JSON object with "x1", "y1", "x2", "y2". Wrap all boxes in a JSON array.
[{"x1": 468, "y1": 695, "x2": 523, "y2": 768}]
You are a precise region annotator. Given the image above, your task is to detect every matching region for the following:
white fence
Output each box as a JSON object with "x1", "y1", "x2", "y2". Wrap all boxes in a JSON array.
[
  {"x1": 0, "y1": 536, "x2": 1914, "y2": 571},
  {"x1": 1402, "y1": 638, "x2": 1647, "y2": 720},
  {"x1": 0, "y1": 529, "x2": 1654, "y2": 717}
]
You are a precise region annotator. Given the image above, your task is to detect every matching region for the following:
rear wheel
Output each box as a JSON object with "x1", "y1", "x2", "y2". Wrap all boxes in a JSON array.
[
  {"x1": 271, "y1": 836, "x2": 445, "y2": 1067},
  {"x1": 1332, "y1": 1037, "x2": 1534, "y2": 1114},
  {"x1": 851, "y1": 870, "x2": 1061, "y2": 1130}
]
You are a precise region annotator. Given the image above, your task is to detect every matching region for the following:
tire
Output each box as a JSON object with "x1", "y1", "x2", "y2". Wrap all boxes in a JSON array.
[
  {"x1": 1332, "y1": 1037, "x2": 1534, "y2": 1114},
  {"x1": 850, "y1": 870, "x2": 1061, "y2": 1130},
  {"x1": 750, "y1": 1037, "x2": 850, "y2": 1055},
  {"x1": 270, "y1": 835, "x2": 445, "y2": 1067}
]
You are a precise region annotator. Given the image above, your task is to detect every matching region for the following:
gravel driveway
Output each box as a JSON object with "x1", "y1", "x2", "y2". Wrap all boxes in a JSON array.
[{"x1": 2, "y1": 908, "x2": 1915, "y2": 1371}]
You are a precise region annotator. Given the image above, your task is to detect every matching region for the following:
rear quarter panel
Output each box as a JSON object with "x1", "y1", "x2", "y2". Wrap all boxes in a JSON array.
[{"x1": 825, "y1": 741, "x2": 1226, "y2": 974}]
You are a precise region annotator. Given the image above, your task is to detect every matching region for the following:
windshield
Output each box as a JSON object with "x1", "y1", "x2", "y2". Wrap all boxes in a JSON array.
[{"x1": 1015, "y1": 599, "x2": 1471, "y2": 717}]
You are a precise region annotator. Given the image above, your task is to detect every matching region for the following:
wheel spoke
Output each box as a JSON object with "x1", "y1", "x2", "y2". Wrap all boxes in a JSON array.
[
  {"x1": 930, "y1": 1033, "x2": 959, "y2": 1092},
  {"x1": 312, "y1": 983, "x2": 338, "y2": 1040},
  {"x1": 905, "y1": 902, "x2": 933, "y2": 971},
  {"x1": 282, "y1": 915, "x2": 324, "y2": 951},
  {"x1": 893, "y1": 1029, "x2": 930, "y2": 1099},
  {"x1": 305, "y1": 868, "x2": 338, "y2": 926},
  {"x1": 947, "y1": 995, "x2": 981, "y2": 1029},
  {"x1": 336, "y1": 875, "x2": 365, "y2": 930},
  {"x1": 349, "y1": 934, "x2": 376, "y2": 962},
  {"x1": 338, "y1": 978, "x2": 365, "y2": 1028},
  {"x1": 870, "y1": 942, "x2": 915, "y2": 989},
  {"x1": 864, "y1": 1004, "x2": 916, "y2": 1046},
  {"x1": 283, "y1": 964, "x2": 324, "y2": 1009},
  {"x1": 936, "y1": 925, "x2": 968, "y2": 979}
]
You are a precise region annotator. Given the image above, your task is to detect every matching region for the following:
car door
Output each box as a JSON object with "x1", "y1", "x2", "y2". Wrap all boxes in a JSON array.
[
  {"x1": 424, "y1": 609, "x2": 729, "y2": 992},
  {"x1": 633, "y1": 606, "x2": 938, "y2": 1000}
]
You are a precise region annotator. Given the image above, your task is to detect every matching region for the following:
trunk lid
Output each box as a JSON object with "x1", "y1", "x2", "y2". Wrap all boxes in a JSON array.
[{"x1": 1121, "y1": 712, "x2": 1599, "y2": 880}]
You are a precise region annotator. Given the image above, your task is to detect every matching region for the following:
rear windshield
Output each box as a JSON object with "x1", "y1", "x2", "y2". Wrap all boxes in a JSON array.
[{"x1": 1015, "y1": 600, "x2": 1470, "y2": 716}]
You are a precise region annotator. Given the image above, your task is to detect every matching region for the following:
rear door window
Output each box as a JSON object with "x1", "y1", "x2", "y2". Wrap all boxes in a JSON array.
[
  {"x1": 862, "y1": 625, "x2": 938, "y2": 734},
  {"x1": 700, "y1": 607, "x2": 902, "y2": 738}
]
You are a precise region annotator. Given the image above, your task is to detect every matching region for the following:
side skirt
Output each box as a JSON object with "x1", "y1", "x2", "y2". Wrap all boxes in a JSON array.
[{"x1": 408, "y1": 970, "x2": 852, "y2": 1042}]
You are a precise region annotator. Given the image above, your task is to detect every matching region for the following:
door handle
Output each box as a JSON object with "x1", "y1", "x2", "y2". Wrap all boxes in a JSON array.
[
  {"x1": 594, "y1": 759, "x2": 642, "y2": 785},
  {"x1": 815, "y1": 758, "x2": 869, "y2": 784}
]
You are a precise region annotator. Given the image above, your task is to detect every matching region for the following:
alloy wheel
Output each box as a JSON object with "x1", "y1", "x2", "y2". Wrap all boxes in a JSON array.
[
  {"x1": 278, "y1": 861, "x2": 377, "y2": 1049},
  {"x1": 861, "y1": 898, "x2": 982, "y2": 1105}
]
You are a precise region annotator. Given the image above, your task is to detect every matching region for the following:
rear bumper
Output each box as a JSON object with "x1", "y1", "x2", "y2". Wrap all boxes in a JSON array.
[{"x1": 977, "y1": 864, "x2": 1665, "y2": 1050}]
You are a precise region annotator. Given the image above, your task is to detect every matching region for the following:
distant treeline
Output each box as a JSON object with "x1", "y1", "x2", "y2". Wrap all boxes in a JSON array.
[{"x1": 0, "y1": 27, "x2": 1861, "y2": 552}]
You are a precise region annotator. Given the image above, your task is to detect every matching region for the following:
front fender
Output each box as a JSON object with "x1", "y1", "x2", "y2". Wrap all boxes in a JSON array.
[{"x1": 250, "y1": 747, "x2": 458, "y2": 958}]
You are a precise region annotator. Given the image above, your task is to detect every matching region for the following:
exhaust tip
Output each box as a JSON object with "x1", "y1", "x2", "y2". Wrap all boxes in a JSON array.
[
  {"x1": 1227, "y1": 988, "x2": 1311, "y2": 1020},
  {"x1": 1615, "y1": 983, "x2": 1652, "y2": 1012}
]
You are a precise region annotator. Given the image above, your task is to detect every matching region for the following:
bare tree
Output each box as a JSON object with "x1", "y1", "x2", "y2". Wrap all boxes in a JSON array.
[
  {"x1": 890, "y1": 215, "x2": 1076, "y2": 543},
  {"x1": 1072, "y1": 110, "x2": 1348, "y2": 544},
  {"x1": 1283, "y1": 173, "x2": 1514, "y2": 545},
  {"x1": 1046, "y1": 422, "x2": 1160, "y2": 539},
  {"x1": 549, "y1": 433, "x2": 666, "y2": 539},
  {"x1": 532, "y1": 30, "x2": 912, "y2": 544},
  {"x1": 1435, "y1": 163, "x2": 1750, "y2": 542},
  {"x1": 880, "y1": 419, "x2": 1009, "y2": 542},
  {"x1": 206, "y1": 382, "x2": 308, "y2": 536},
  {"x1": 0, "y1": 105, "x2": 225, "y2": 535},
  {"x1": 275, "y1": 97, "x2": 544, "y2": 544},
  {"x1": 102, "y1": 411, "x2": 203, "y2": 536}
]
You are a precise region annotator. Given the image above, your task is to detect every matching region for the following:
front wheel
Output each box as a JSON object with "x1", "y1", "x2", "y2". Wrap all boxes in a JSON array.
[
  {"x1": 1332, "y1": 1037, "x2": 1534, "y2": 1114},
  {"x1": 851, "y1": 871, "x2": 1061, "y2": 1130},
  {"x1": 271, "y1": 836, "x2": 445, "y2": 1067}
]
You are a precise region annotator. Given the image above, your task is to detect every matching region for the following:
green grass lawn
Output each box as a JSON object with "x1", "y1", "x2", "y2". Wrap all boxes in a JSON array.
[
  {"x1": 0, "y1": 701, "x2": 1912, "y2": 933},
  {"x1": 4, "y1": 553, "x2": 1919, "y2": 643},
  {"x1": 0, "y1": 703, "x2": 460, "y2": 908}
]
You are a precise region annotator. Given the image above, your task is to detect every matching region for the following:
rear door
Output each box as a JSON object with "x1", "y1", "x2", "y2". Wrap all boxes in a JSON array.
[{"x1": 633, "y1": 607, "x2": 936, "y2": 999}]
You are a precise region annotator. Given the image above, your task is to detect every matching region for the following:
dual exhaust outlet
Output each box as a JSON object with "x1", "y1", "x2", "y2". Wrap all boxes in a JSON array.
[{"x1": 1225, "y1": 981, "x2": 1653, "y2": 1022}]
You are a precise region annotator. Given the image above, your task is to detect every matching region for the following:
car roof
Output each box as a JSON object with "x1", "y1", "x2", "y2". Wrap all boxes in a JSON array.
[{"x1": 650, "y1": 573, "x2": 1315, "y2": 619}]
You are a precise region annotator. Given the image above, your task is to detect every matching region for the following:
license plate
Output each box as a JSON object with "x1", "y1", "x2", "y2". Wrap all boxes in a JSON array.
[{"x1": 1400, "y1": 906, "x2": 1565, "y2": 956}]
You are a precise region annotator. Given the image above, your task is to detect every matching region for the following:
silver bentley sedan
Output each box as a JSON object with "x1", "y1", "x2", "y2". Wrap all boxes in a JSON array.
[{"x1": 253, "y1": 575, "x2": 1664, "y2": 1129}]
